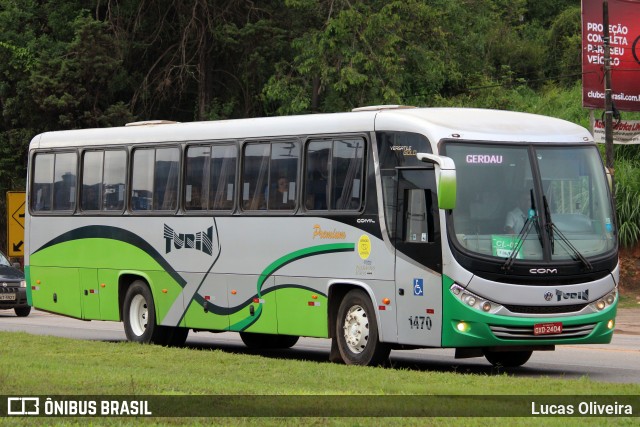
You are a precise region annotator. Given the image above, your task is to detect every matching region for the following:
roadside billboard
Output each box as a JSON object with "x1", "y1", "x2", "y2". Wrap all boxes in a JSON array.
[
  {"x1": 593, "y1": 119, "x2": 640, "y2": 143},
  {"x1": 582, "y1": 0, "x2": 640, "y2": 111}
]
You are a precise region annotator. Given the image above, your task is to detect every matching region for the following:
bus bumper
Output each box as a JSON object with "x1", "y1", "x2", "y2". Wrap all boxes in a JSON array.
[{"x1": 441, "y1": 286, "x2": 617, "y2": 348}]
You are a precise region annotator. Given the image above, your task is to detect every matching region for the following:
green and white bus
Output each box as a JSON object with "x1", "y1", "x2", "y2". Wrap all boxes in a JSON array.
[{"x1": 25, "y1": 106, "x2": 618, "y2": 366}]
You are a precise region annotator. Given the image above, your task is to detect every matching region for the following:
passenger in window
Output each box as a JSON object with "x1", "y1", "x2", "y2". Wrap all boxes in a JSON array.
[
  {"x1": 270, "y1": 177, "x2": 294, "y2": 210},
  {"x1": 505, "y1": 192, "x2": 531, "y2": 234}
]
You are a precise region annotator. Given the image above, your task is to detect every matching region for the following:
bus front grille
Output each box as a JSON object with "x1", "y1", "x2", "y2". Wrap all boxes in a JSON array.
[
  {"x1": 489, "y1": 323, "x2": 596, "y2": 340},
  {"x1": 503, "y1": 303, "x2": 588, "y2": 314}
]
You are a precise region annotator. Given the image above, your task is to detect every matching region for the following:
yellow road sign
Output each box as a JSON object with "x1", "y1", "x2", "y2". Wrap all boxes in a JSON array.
[{"x1": 7, "y1": 191, "x2": 26, "y2": 257}]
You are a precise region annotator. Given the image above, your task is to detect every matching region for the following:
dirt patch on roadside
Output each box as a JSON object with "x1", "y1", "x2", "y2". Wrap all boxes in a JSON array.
[
  {"x1": 619, "y1": 247, "x2": 640, "y2": 301},
  {"x1": 615, "y1": 308, "x2": 640, "y2": 335}
]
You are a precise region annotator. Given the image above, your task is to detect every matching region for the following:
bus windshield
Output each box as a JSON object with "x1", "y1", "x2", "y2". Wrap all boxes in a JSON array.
[{"x1": 445, "y1": 143, "x2": 616, "y2": 263}]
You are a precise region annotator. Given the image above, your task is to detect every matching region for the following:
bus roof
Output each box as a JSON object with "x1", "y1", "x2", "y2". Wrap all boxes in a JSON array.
[{"x1": 29, "y1": 107, "x2": 593, "y2": 150}]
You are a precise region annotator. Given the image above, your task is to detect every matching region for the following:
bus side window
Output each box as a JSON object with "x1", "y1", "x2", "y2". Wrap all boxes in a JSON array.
[
  {"x1": 210, "y1": 145, "x2": 237, "y2": 211},
  {"x1": 404, "y1": 189, "x2": 433, "y2": 243},
  {"x1": 81, "y1": 151, "x2": 103, "y2": 211},
  {"x1": 304, "y1": 138, "x2": 364, "y2": 211},
  {"x1": 268, "y1": 141, "x2": 298, "y2": 211},
  {"x1": 31, "y1": 153, "x2": 54, "y2": 212},
  {"x1": 242, "y1": 143, "x2": 270, "y2": 210},
  {"x1": 131, "y1": 149, "x2": 154, "y2": 211},
  {"x1": 305, "y1": 141, "x2": 331, "y2": 210},
  {"x1": 103, "y1": 150, "x2": 126, "y2": 211},
  {"x1": 333, "y1": 139, "x2": 364, "y2": 210},
  {"x1": 154, "y1": 147, "x2": 180, "y2": 211},
  {"x1": 185, "y1": 145, "x2": 210, "y2": 210},
  {"x1": 52, "y1": 153, "x2": 77, "y2": 211}
]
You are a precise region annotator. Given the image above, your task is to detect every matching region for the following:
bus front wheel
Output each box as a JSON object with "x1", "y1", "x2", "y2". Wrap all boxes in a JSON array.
[
  {"x1": 484, "y1": 349, "x2": 532, "y2": 368},
  {"x1": 123, "y1": 280, "x2": 166, "y2": 344},
  {"x1": 335, "y1": 289, "x2": 390, "y2": 366}
]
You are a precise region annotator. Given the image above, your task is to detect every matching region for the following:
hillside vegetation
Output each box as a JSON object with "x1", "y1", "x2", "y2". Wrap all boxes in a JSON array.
[{"x1": 1, "y1": 0, "x2": 640, "y2": 251}]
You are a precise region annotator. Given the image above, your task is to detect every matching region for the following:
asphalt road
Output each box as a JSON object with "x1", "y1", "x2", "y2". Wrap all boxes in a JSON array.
[{"x1": 1, "y1": 309, "x2": 639, "y2": 384}]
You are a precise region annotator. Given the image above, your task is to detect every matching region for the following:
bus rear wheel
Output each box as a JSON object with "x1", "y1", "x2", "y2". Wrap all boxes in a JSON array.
[
  {"x1": 484, "y1": 349, "x2": 532, "y2": 367},
  {"x1": 335, "y1": 289, "x2": 390, "y2": 366},
  {"x1": 123, "y1": 280, "x2": 167, "y2": 345},
  {"x1": 240, "y1": 332, "x2": 299, "y2": 349}
]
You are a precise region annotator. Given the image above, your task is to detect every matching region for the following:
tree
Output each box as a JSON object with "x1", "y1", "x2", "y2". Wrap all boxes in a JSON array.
[
  {"x1": 104, "y1": 0, "x2": 292, "y2": 121},
  {"x1": 264, "y1": 0, "x2": 458, "y2": 114}
]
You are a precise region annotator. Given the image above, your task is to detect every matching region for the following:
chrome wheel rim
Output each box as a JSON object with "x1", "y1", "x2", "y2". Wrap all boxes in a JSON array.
[
  {"x1": 343, "y1": 304, "x2": 369, "y2": 353},
  {"x1": 129, "y1": 294, "x2": 148, "y2": 336}
]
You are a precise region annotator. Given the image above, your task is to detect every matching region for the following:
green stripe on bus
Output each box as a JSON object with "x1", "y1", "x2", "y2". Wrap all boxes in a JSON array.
[
  {"x1": 256, "y1": 243, "x2": 355, "y2": 295},
  {"x1": 228, "y1": 243, "x2": 355, "y2": 331}
]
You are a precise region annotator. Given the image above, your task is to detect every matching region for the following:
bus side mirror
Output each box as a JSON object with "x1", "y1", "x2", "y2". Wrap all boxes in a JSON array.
[{"x1": 416, "y1": 153, "x2": 457, "y2": 210}]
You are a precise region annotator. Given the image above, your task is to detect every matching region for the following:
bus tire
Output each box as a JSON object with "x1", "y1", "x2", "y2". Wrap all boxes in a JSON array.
[
  {"x1": 123, "y1": 280, "x2": 166, "y2": 344},
  {"x1": 335, "y1": 289, "x2": 390, "y2": 366},
  {"x1": 274, "y1": 334, "x2": 299, "y2": 349},
  {"x1": 14, "y1": 306, "x2": 31, "y2": 317},
  {"x1": 160, "y1": 327, "x2": 189, "y2": 347},
  {"x1": 240, "y1": 332, "x2": 299, "y2": 349},
  {"x1": 484, "y1": 349, "x2": 532, "y2": 367}
]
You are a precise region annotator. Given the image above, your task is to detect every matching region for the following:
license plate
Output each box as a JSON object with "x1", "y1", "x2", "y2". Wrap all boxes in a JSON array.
[
  {"x1": 0, "y1": 293, "x2": 16, "y2": 301},
  {"x1": 534, "y1": 322, "x2": 563, "y2": 336}
]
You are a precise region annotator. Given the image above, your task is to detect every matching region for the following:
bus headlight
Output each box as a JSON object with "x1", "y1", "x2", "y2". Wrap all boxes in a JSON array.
[
  {"x1": 589, "y1": 289, "x2": 617, "y2": 311},
  {"x1": 20, "y1": 280, "x2": 26, "y2": 288},
  {"x1": 450, "y1": 284, "x2": 501, "y2": 314}
]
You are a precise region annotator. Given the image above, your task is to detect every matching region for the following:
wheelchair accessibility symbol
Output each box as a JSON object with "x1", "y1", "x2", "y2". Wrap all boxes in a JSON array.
[{"x1": 413, "y1": 278, "x2": 424, "y2": 296}]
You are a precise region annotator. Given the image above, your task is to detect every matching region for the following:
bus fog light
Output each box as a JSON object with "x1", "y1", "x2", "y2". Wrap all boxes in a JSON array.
[
  {"x1": 596, "y1": 300, "x2": 606, "y2": 310},
  {"x1": 481, "y1": 302, "x2": 491, "y2": 312},
  {"x1": 607, "y1": 319, "x2": 615, "y2": 329},
  {"x1": 456, "y1": 322, "x2": 469, "y2": 332}
]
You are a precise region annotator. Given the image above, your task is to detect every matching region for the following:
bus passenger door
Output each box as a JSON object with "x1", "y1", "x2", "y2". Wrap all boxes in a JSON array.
[{"x1": 394, "y1": 168, "x2": 443, "y2": 347}]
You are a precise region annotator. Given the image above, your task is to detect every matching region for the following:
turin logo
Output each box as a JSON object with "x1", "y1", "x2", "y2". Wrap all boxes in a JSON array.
[{"x1": 164, "y1": 224, "x2": 213, "y2": 255}]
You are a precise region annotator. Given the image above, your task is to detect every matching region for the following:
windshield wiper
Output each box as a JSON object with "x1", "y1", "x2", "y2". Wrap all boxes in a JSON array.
[
  {"x1": 542, "y1": 195, "x2": 554, "y2": 253},
  {"x1": 543, "y1": 195, "x2": 593, "y2": 271},
  {"x1": 503, "y1": 219, "x2": 538, "y2": 271},
  {"x1": 502, "y1": 189, "x2": 538, "y2": 271}
]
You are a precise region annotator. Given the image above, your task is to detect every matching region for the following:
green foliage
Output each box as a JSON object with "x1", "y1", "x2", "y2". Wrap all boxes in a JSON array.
[
  {"x1": 615, "y1": 160, "x2": 640, "y2": 247},
  {"x1": 0, "y1": 0, "x2": 639, "y2": 249},
  {"x1": 264, "y1": 1, "x2": 454, "y2": 114},
  {"x1": 547, "y1": 6, "x2": 582, "y2": 86},
  {"x1": 28, "y1": 14, "x2": 134, "y2": 129}
]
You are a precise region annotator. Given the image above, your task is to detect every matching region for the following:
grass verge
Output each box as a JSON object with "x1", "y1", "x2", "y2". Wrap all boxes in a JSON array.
[{"x1": 0, "y1": 331, "x2": 638, "y2": 425}]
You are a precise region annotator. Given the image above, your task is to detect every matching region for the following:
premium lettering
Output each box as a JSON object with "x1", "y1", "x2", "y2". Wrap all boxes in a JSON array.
[{"x1": 313, "y1": 224, "x2": 346, "y2": 240}]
